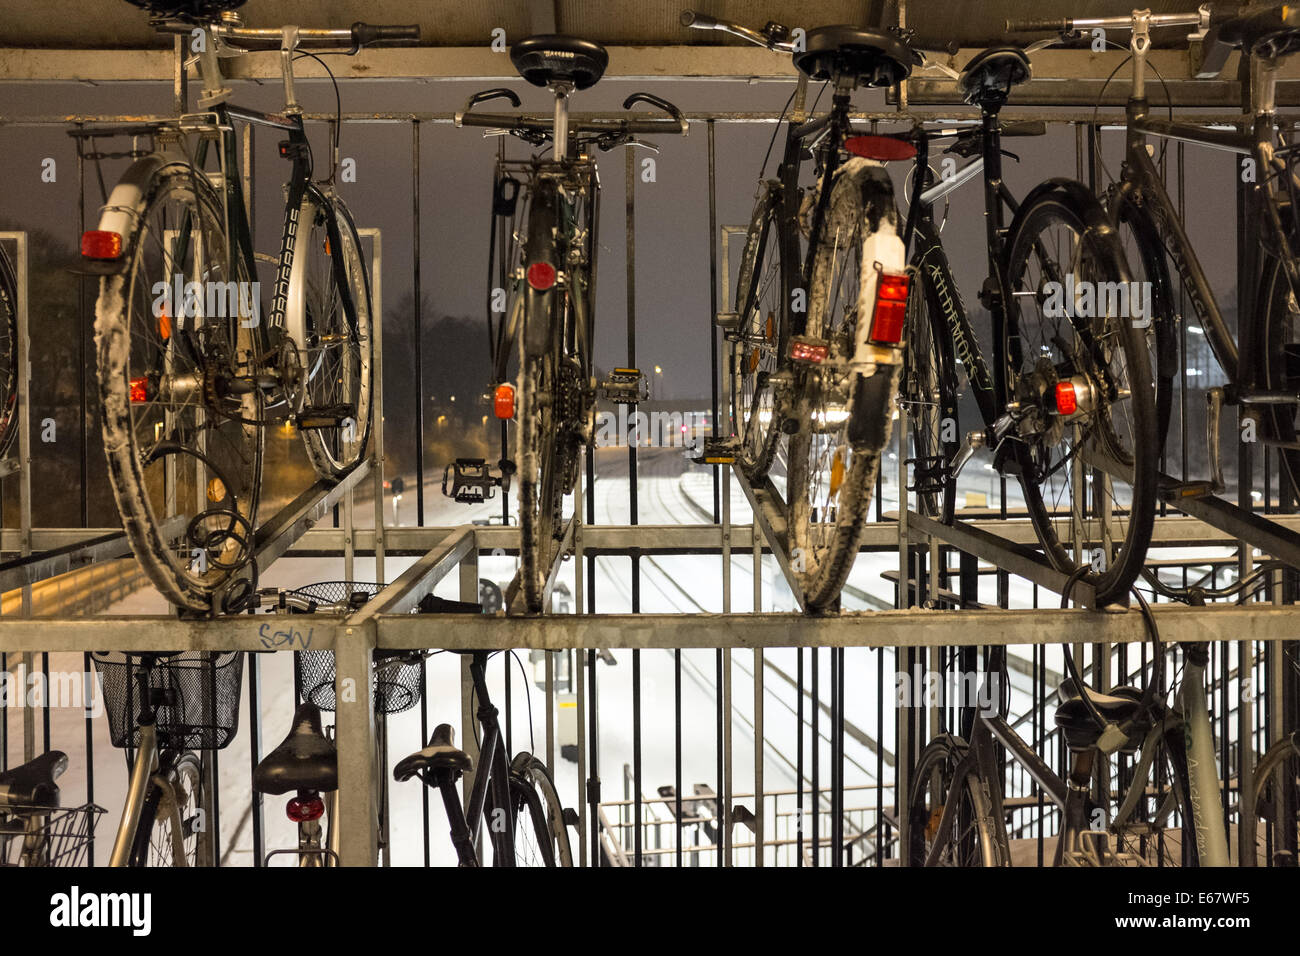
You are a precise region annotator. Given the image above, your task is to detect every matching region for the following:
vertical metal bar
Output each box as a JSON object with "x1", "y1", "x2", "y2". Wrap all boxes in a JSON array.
[
  {"x1": 797, "y1": 647, "x2": 805, "y2": 865},
  {"x1": 623, "y1": 144, "x2": 643, "y2": 867},
  {"x1": 412, "y1": 121, "x2": 425, "y2": 527},
  {"x1": 633, "y1": 647, "x2": 642, "y2": 866},
  {"x1": 587, "y1": 648, "x2": 601, "y2": 865},
  {"x1": 356, "y1": 227, "x2": 386, "y2": 584},
  {"x1": 76, "y1": 138, "x2": 89, "y2": 529},
  {"x1": 83, "y1": 650, "x2": 95, "y2": 864},
  {"x1": 246, "y1": 651, "x2": 264, "y2": 866},
  {"x1": 722, "y1": 645, "x2": 732, "y2": 866},
  {"x1": 811, "y1": 647, "x2": 819, "y2": 865},
  {"x1": 674, "y1": 647, "x2": 682, "y2": 867},
  {"x1": 335, "y1": 623, "x2": 377, "y2": 866},
  {"x1": 14, "y1": 231, "x2": 33, "y2": 762},
  {"x1": 708, "y1": 119, "x2": 721, "y2": 520}
]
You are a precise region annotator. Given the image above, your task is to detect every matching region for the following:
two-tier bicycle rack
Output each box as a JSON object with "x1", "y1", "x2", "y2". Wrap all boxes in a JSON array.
[{"x1": 1, "y1": 28, "x2": 1299, "y2": 867}]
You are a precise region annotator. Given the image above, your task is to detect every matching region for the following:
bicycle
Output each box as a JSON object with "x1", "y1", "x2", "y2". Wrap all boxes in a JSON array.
[
  {"x1": 683, "y1": 12, "x2": 924, "y2": 610},
  {"x1": 891, "y1": 42, "x2": 1158, "y2": 604},
  {"x1": 0, "y1": 241, "x2": 19, "y2": 459},
  {"x1": 449, "y1": 35, "x2": 686, "y2": 613},
  {"x1": 251, "y1": 581, "x2": 430, "y2": 867},
  {"x1": 394, "y1": 648, "x2": 574, "y2": 866},
  {"x1": 80, "y1": 3, "x2": 417, "y2": 614},
  {"x1": 0, "y1": 752, "x2": 103, "y2": 867},
  {"x1": 1010, "y1": 5, "x2": 1300, "y2": 539},
  {"x1": 908, "y1": 585, "x2": 1233, "y2": 867}
]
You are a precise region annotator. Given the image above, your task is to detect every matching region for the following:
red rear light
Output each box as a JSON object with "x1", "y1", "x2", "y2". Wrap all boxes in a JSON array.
[
  {"x1": 790, "y1": 339, "x2": 829, "y2": 363},
  {"x1": 526, "y1": 262, "x2": 557, "y2": 291},
  {"x1": 844, "y1": 135, "x2": 917, "y2": 162},
  {"x1": 286, "y1": 794, "x2": 325, "y2": 822},
  {"x1": 1055, "y1": 381, "x2": 1078, "y2": 416},
  {"x1": 128, "y1": 377, "x2": 149, "y2": 404},
  {"x1": 868, "y1": 271, "x2": 910, "y2": 345},
  {"x1": 493, "y1": 382, "x2": 515, "y2": 419},
  {"x1": 81, "y1": 230, "x2": 123, "y2": 260}
]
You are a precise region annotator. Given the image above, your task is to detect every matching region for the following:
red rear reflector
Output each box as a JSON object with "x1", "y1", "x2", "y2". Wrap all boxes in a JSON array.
[
  {"x1": 845, "y1": 135, "x2": 917, "y2": 162},
  {"x1": 868, "y1": 271, "x2": 911, "y2": 344},
  {"x1": 494, "y1": 383, "x2": 516, "y2": 419},
  {"x1": 81, "y1": 230, "x2": 123, "y2": 260},
  {"x1": 128, "y1": 377, "x2": 149, "y2": 404},
  {"x1": 790, "y1": 339, "x2": 829, "y2": 363},
  {"x1": 527, "y1": 262, "x2": 557, "y2": 291},
  {"x1": 1055, "y1": 381, "x2": 1078, "y2": 416},
  {"x1": 286, "y1": 795, "x2": 325, "y2": 822}
]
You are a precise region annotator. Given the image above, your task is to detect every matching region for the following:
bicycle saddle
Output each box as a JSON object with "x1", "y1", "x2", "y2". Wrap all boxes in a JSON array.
[
  {"x1": 1217, "y1": 6, "x2": 1300, "y2": 59},
  {"x1": 124, "y1": 0, "x2": 246, "y2": 15},
  {"x1": 794, "y1": 25, "x2": 913, "y2": 87},
  {"x1": 252, "y1": 702, "x2": 338, "y2": 795},
  {"x1": 511, "y1": 35, "x2": 609, "y2": 90},
  {"x1": 1054, "y1": 680, "x2": 1143, "y2": 753},
  {"x1": 394, "y1": 723, "x2": 474, "y2": 782},
  {"x1": 959, "y1": 47, "x2": 1031, "y2": 106},
  {"x1": 0, "y1": 750, "x2": 67, "y2": 809}
]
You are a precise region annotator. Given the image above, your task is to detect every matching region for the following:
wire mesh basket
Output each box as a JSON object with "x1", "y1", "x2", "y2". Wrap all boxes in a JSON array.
[
  {"x1": 0, "y1": 804, "x2": 105, "y2": 867},
  {"x1": 286, "y1": 582, "x2": 425, "y2": 716},
  {"x1": 92, "y1": 651, "x2": 244, "y2": 750}
]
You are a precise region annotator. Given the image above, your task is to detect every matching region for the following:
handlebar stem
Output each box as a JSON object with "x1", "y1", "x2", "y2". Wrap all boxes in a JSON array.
[{"x1": 280, "y1": 25, "x2": 302, "y2": 115}]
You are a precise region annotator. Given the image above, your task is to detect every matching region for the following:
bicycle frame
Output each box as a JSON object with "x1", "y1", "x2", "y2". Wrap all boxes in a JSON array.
[
  {"x1": 925, "y1": 644, "x2": 1229, "y2": 866},
  {"x1": 440, "y1": 653, "x2": 525, "y2": 866}
]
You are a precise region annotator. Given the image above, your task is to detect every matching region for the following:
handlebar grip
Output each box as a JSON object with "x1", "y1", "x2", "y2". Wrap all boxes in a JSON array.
[
  {"x1": 351, "y1": 22, "x2": 421, "y2": 47},
  {"x1": 1005, "y1": 17, "x2": 1072, "y2": 33},
  {"x1": 680, "y1": 10, "x2": 719, "y2": 28},
  {"x1": 622, "y1": 92, "x2": 687, "y2": 131}
]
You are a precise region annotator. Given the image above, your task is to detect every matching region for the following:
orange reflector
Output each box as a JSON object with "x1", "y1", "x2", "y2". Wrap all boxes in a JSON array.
[
  {"x1": 845, "y1": 135, "x2": 917, "y2": 162},
  {"x1": 81, "y1": 230, "x2": 123, "y2": 260},
  {"x1": 1055, "y1": 381, "x2": 1078, "y2": 416},
  {"x1": 790, "y1": 339, "x2": 829, "y2": 363},
  {"x1": 128, "y1": 377, "x2": 148, "y2": 404},
  {"x1": 527, "y1": 262, "x2": 557, "y2": 291},
  {"x1": 494, "y1": 383, "x2": 516, "y2": 419},
  {"x1": 158, "y1": 311, "x2": 172, "y2": 340},
  {"x1": 868, "y1": 271, "x2": 911, "y2": 344}
]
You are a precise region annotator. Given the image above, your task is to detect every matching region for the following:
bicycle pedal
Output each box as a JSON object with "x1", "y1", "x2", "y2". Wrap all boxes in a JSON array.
[
  {"x1": 1158, "y1": 479, "x2": 1217, "y2": 500},
  {"x1": 905, "y1": 455, "x2": 949, "y2": 494},
  {"x1": 599, "y1": 368, "x2": 647, "y2": 405},
  {"x1": 442, "y1": 458, "x2": 510, "y2": 504},
  {"x1": 692, "y1": 437, "x2": 740, "y2": 465},
  {"x1": 297, "y1": 404, "x2": 357, "y2": 430}
]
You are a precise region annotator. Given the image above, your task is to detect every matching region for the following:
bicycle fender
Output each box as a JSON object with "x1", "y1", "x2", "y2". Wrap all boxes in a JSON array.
[
  {"x1": 847, "y1": 364, "x2": 902, "y2": 451},
  {"x1": 87, "y1": 152, "x2": 173, "y2": 275}
]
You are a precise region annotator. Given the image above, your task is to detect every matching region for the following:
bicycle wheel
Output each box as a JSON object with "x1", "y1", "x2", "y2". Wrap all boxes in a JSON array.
[
  {"x1": 510, "y1": 753, "x2": 573, "y2": 867},
  {"x1": 1256, "y1": 253, "x2": 1300, "y2": 501},
  {"x1": 904, "y1": 251, "x2": 959, "y2": 522},
  {"x1": 96, "y1": 160, "x2": 265, "y2": 612},
  {"x1": 733, "y1": 186, "x2": 784, "y2": 480},
  {"x1": 1108, "y1": 723, "x2": 1196, "y2": 866},
  {"x1": 0, "y1": 245, "x2": 19, "y2": 459},
  {"x1": 291, "y1": 192, "x2": 373, "y2": 479},
  {"x1": 907, "y1": 736, "x2": 1005, "y2": 866},
  {"x1": 786, "y1": 161, "x2": 901, "y2": 610},
  {"x1": 129, "y1": 751, "x2": 203, "y2": 867},
  {"x1": 1001, "y1": 181, "x2": 1157, "y2": 604}
]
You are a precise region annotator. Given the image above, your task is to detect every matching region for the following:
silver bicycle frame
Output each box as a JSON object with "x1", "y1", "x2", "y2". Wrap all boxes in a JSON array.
[{"x1": 109, "y1": 721, "x2": 160, "y2": 867}]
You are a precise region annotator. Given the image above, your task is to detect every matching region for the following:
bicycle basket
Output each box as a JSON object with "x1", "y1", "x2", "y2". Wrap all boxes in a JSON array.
[
  {"x1": 0, "y1": 804, "x2": 106, "y2": 867},
  {"x1": 287, "y1": 582, "x2": 425, "y2": 716},
  {"x1": 123, "y1": 0, "x2": 246, "y2": 17},
  {"x1": 92, "y1": 651, "x2": 244, "y2": 750}
]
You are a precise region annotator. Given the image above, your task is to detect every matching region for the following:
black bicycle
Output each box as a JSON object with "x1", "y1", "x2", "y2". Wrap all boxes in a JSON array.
[
  {"x1": 684, "y1": 11, "x2": 917, "y2": 610},
  {"x1": 445, "y1": 36, "x2": 686, "y2": 613},
  {"x1": 394, "y1": 648, "x2": 573, "y2": 867},
  {"x1": 894, "y1": 44, "x2": 1158, "y2": 604}
]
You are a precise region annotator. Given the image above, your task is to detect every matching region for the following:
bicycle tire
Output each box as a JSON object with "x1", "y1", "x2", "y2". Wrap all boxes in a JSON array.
[
  {"x1": 733, "y1": 185, "x2": 784, "y2": 480},
  {"x1": 510, "y1": 752, "x2": 573, "y2": 866},
  {"x1": 786, "y1": 159, "x2": 902, "y2": 610},
  {"x1": 1256, "y1": 253, "x2": 1300, "y2": 502},
  {"x1": 1001, "y1": 180, "x2": 1157, "y2": 605},
  {"x1": 128, "y1": 751, "x2": 203, "y2": 867},
  {"x1": 0, "y1": 245, "x2": 19, "y2": 460},
  {"x1": 95, "y1": 160, "x2": 266, "y2": 612},
  {"x1": 907, "y1": 735, "x2": 1005, "y2": 867},
  {"x1": 292, "y1": 191, "x2": 374, "y2": 479},
  {"x1": 905, "y1": 245, "x2": 959, "y2": 522}
]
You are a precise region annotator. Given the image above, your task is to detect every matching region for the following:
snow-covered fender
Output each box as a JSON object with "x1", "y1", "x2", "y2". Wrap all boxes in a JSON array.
[
  {"x1": 840, "y1": 157, "x2": 908, "y2": 371},
  {"x1": 84, "y1": 151, "x2": 177, "y2": 275}
]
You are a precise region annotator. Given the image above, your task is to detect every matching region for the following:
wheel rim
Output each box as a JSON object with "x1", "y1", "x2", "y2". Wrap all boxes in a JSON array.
[
  {"x1": 147, "y1": 756, "x2": 202, "y2": 866},
  {"x1": 118, "y1": 172, "x2": 262, "y2": 597},
  {"x1": 737, "y1": 205, "x2": 782, "y2": 477}
]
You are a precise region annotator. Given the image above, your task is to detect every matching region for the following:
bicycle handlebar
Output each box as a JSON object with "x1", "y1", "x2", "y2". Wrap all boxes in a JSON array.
[
  {"x1": 1006, "y1": 9, "x2": 1206, "y2": 34},
  {"x1": 457, "y1": 93, "x2": 688, "y2": 139},
  {"x1": 680, "y1": 9, "x2": 798, "y2": 52},
  {"x1": 152, "y1": 18, "x2": 420, "y2": 50}
]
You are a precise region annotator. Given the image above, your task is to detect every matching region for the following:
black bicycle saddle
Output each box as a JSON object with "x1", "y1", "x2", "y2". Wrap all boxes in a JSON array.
[
  {"x1": 511, "y1": 35, "x2": 609, "y2": 90},
  {"x1": 959, "y1": 46, "x2": 1031, "y2": 106},
  {"x1": 794, "y1": 25, "x2": 913, "y2": 87},
  {"x1": 252, "y1": 702, "x2": 338, "y2": 795},
  {"x1": 0, "y1": 751, "x2": 67, "y2": 809},
  {"x1": 1054, "y1": 680, "x2": 1143, "y2": 753},
  {"x1": 394, "y1": 723, "x2": 474, "y2": 782}
]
